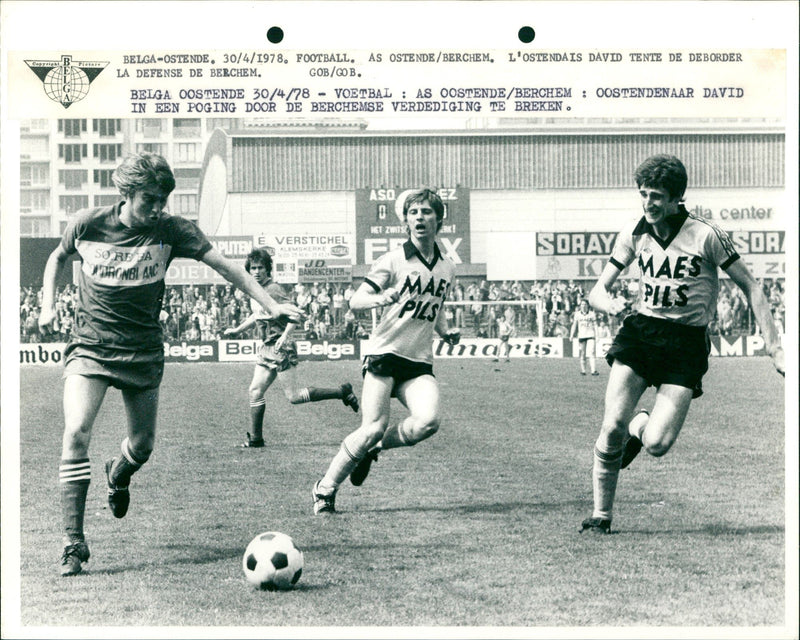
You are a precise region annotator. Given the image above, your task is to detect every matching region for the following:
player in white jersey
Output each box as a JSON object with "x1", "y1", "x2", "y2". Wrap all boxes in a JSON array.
[
  {"x1": 224, "y1": 248, "x2": 359, "y2": 448},
  {"x1": 580, "y1": 155, "x2": 784, "y2": 535},
  {"x1": 312, "y1": 188, "x2": 461, "y2": 514},
  {"x1": 39, "y1": 153, "x2": 304, "y2": 576},
  {"x1": 570, "y1": 299, "x2": 599, "y2": 376}
]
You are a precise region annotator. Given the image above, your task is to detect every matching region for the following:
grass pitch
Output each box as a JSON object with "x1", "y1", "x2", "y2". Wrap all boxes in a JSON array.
[{"x1": 14, "y1": 357, "x2": 788, "y2": 630}]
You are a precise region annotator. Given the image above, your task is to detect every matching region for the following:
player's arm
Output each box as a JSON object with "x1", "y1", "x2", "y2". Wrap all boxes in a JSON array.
[
  {"x1": 569, "y1": 315, "x2": 578, "y2": 339},
  {"x1": 201, "y1": 248, "x2": 303, "y2": 323},
  {"x1": 725, "y1": 260, "x2": 784, "y2": 376},
  {"x1": 39, "y1": 244, "x2": 70, "y2": 332},
  {"x1": 273, "y1": 320, "x2": 297, "y2": 351},
  {"x1": 588, "y1": 262, "x2": 627, "y2": 317},
  {"x1": 224, "y1": 312, "x2": 258, "y2": 336},
  {"x1": 348, "y1": 281, "x2": 399, "y2": 310}
]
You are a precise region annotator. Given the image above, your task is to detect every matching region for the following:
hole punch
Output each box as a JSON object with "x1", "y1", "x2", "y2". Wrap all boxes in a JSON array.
[
  {"x1": 267, "y1": 26, "x2": 284, "y2": 44},
  {"x1": 518, "y1": 26, "x2": 535, "y2": 43}
]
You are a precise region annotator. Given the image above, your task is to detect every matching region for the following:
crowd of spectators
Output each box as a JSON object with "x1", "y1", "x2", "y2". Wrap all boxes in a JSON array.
[{"x1": 20, "y1": 277, "x2": 785, "y2": 345}]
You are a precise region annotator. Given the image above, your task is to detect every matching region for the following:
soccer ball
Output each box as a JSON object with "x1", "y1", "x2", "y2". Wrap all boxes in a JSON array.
[{"x1": 242, "y1": 531, "x2": 303, "y2": 591}]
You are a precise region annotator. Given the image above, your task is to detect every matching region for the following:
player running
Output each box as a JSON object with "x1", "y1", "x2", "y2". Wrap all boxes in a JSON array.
[
  {"x1": 570, "y1": 299, "x2": 599, "y2": 376},
  {"x1": 580, "y1": 154, "x2": 784, "y2": 535},
  {"x1": 312, "y1": 188, "x2": 461, "y2": 514},
  {"x1": 39, "y1": 153, "x2": 304, "y2": 576},
  {"x1": 224, "y1": 248, "x2": 359, "y2": 448}
]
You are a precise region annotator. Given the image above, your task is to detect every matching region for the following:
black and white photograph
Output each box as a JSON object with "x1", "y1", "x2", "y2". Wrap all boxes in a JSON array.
[{"x1": 1, "y1": 2, "x2": 797, "y2": 638}]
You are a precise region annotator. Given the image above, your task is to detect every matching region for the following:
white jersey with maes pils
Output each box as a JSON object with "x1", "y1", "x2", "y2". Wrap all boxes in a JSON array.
[
  {"x1": 362, "y1": 240, "x2": 455, "y2": 364},
  {"x1": 610, "y1": 206, "x2": 740, "y2": 327}
]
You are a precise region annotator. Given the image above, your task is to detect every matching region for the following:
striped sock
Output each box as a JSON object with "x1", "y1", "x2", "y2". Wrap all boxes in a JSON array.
[
  {"x1": 59, "y1": 458, "x2": 90, "y2": 543},
  {"x1": 592, "y1": 444, "x2": 624, "y2": 521},
  {"x1": 319, "y1": 434, "x2": 372, "y2": 493},
  {"x1": 379, "y1": 422, "x2": 410, "y2": 450},
  {"x1": 109, "y1": 437, "x2": 148, "y2": 487},
  {"x1": 250, "y1": 398, "x2": 266, "y2": 440}
]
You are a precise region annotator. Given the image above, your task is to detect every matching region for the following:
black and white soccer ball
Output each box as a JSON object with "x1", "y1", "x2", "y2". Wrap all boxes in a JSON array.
[{"x1": 242, "y1": 531, "x2": 303, "y2": 591}]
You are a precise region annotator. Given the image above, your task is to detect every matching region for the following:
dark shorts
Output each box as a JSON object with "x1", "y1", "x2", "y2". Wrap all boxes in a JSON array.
[
  {"x1": 362, "y1": 353, "x2": 434, "y2": 397},
  {"x1": 63, "y1": 342, "x2": 164, "y2": 391},
  {"x1": 256, "y1": 341, "x2": 299, "y2": 373},
  {"x1": 606, "y1": 314, "x2": 710, "y2": 398}
]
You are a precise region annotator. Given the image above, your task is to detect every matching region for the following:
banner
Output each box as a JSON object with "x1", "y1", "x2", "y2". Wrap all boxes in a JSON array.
[
  {"x1": 254, "y1": 233, "x2": 356, "y2": 284},
  {"x1": 535, "y1": 230, "x2": 785, "y2": 280},
  {"x1": 218, "y1": 339, "x2": 359, "y2": 362},
  {"x1": 163, "y1": 340, "x2": 218, "y2": 362},
  {"x1": 297, "y1": 258, "x2": 353, "y2": 284},
  {"x1": 355, "y1": 187, "x2": 471, "y2": 265}
]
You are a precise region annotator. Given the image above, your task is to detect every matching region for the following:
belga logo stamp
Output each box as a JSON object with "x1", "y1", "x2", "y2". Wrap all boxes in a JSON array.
[{"x1": 24, "y1": 55, "x2": 108, "y2": 108}]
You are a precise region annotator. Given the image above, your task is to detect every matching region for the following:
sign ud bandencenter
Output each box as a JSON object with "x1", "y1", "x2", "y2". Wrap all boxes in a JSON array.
[{"x1": 355, "y1": 187, "x2": 471, "y2": 265}]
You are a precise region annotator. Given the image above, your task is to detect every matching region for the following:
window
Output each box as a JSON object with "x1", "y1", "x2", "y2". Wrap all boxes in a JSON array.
[
  {"x1": 173, "y1": 168, "x2": 201, "y2": 190},
  {"x1": 20, "y1": 136, "x2": 49, "y2": 158},
  {"x1": 58, "y1": 144, "x2": 88, "y2": 163},
  {"x1": 20, "y1": 163, "x2": 49, "y2": 186},
  {"x1": 20, "y1": 190, "x2": 50, "y2": 213},
  {"x1": 137, "y1": 118, "x2": 164, "y2": 137},
  {"x1": 59, "y1": 195, "x2": 89, "y2": 214},
  {"x1": 58, "y1": 169, "x2": 88, "y2": 189},
  {"x1": 20, "y1": 217, "x2": 51, "y2": 237},
  {"x1": 93, "y1": 169, "x2": 115, "y2": 188},
  {"x1": 173, "y1": 118, "x2": 201, "y2": 139},
  {"x1": 93, "y1": 119, "x2": 121, "y2": 136},
  {"x1": 93, "y1": 143, "x2": 123, "y2": 163},
  {"x1": 58, "y1": 119, "x2": 86, "y2": 137},
  {"x1": 206, "y1": 118, "x2": 237, "y2": 132},
  {"x1": 175, "y1": 142, "x2": 201, "y2": 163},
  {"x1": 173, "y1": 193, "x2": 198, "y2": 216},
  {"x1": 94, "y1": 195, "x2": 119, "y2": 207},
  {"x1": 136, "y1": 142, "x2": 167, "y2": 155}
]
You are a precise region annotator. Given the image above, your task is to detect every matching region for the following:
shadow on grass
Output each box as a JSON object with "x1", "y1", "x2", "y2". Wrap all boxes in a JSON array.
[
  {"x1": 629, "y1": 523, "x2": 784, "y2": 536},
  {"x1": 360, "y1": 500, "x2": 587, "y2": 515},
  {"x1": 87, "y1": 544, "x2": 244, "y2": 576}
]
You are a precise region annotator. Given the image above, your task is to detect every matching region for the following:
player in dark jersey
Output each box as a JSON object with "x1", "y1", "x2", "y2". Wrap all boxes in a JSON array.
[
  {"x1": 579, "y1": 155, "x2": 785, "y2": 535},
  {"x1": 312, "y1": 188, "x2": 461, "y2": 514},
  {"x1": 39, "y1": 153, "x2": 304, "y2": 576},
  {"x1": 223, "y1": 248, "x2": 359, "y2": 448}
]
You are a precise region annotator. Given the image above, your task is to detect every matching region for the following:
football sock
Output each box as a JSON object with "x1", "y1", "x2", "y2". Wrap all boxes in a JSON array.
[
  {"x1": 59, "y1": 458, "x2": 90, "y2": 544},
  {"x1": 305, "y1": 387, "x2": 344, "y2": 403},
  {"x1": 379, "y1": 421, "x2": 410, "y2": 450},
  {"x1": 250, "y1": 398, "x2": 266, "y2": 440},
  {"x1": 589, "y1": 357, "x2": 597, "y2": 374},
  {"x1": 628, "y1": 410, "x2": 649, "y2": 442},
  {"x1": 109, "y1": 437, "x2": 149, "y2": 487},
  {"x1": 592, "y1": 443, "x2": 624, "y2": 521},
  {"x1": 318, "y1": 432, "x2": 373, "y2": 492}
]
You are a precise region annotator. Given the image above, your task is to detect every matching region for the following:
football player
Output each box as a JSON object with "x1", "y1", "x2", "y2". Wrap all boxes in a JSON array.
[
  {"x1": 580, "y1": 154, "x2": 784, "y2": 535},
  {"x1": 312, "y1": 188, "x2": 461, "y2": 513},
  {"x1": 223, "y1": 248, "x2": 359, "y2": 448},
  {"x1": 40, "y1": 152, "x2": 304, "y2": 576},
  {"x1": 570, "y1": 299, "x2": 599, "y2": 376}
]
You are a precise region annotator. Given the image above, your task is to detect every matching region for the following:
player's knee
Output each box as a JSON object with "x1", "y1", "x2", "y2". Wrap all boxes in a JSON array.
[
  {"x1": 284, "y1": 389, "x2": 304, "y2": 404},
  {"x1": 407, "y1": 415, "x2": 440, "y2": 443},
  {"x1": 643, "y1": 437, "x2": 673, "y2": 458},
  {"x1": 63, "y1": 424, "x2": 91, "y2": 452},
  {"x1": 598, "y1": 421, "x2": 627, "y2": 450}
]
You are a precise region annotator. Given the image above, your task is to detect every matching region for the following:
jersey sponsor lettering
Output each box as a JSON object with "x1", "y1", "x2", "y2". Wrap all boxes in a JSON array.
[
  {"x1": 611, "y1": 208, "x2": 739, "y2": 326},
  {"x1": 77, "y1": 240, "x2": 171, "y2": 286},
  {"x1": 364, "y1": 240, "x2": 456, "y2": 364}
]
